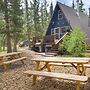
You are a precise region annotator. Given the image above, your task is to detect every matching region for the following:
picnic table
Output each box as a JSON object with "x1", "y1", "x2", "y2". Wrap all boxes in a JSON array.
[
  {"x1": 32, "y1": 57, "x2": 90, "y2": 75},
  {"x1": 0, "y1": 52, "x2": 27, "y2": 70},
  {"x1": 24, "y1": 57, "x2": 90, "y2": 90}
]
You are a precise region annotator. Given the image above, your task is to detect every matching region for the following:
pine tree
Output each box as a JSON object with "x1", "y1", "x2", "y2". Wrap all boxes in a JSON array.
[
  {"x1": 25, "y1": 0, "x2": 31, "y2": 49},
  {"x1": 0, "y1": 0, "x2": 4, "y2": 12},
  {"x1": 72, "y1": 0, "x2": 75, "y2": 9},
  {"x1": 32, "y1": 0, "x2": 41, "y2": 37},
  {"x1": 0, "y1": 1, "x2": 6, "y2": 51},
  {"x1": 40, "y1": 0, "x2": 49, "y2": 36},
  {"x1": 79, "y1": 0, "x2": 85, "y2": 12},
  {"x1": 50, "y1": 2, "x2": 53, "y2": 17},
  {"x1": 4, "y1": 0, "x2": 12, "y2": 53},
  {"x1": 9, "y1": 0, "x2": 23, "y2": 51}
]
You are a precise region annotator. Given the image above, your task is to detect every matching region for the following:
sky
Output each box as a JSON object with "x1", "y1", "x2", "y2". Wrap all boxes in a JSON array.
[{"x1": 47, "y1": 0, "x2": 90, "y2": 13}]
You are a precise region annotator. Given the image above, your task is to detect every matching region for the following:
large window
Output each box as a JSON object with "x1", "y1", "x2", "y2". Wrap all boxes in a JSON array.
[
  {"x1": 55, "y1": 28, "x2": 59, "y2": 33},
  {"x1": 51, "y1": 28, "x2": 60, "y2": 39},
  {"x1": 58, "y1": 10, "x2": 63, "y2": 20}
]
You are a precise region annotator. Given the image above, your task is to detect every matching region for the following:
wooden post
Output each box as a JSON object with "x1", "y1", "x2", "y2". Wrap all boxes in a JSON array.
[
  {"x1": 33, "y1": 61, "x2": 40, "y2": 85},
  {"x1": 81, "y1": 64, "x2": 86, "y2": 76},
  {"x1": 77, "y1": 64, "x2": 80, "y2": 75},
  {"x1": 76, "y1": 64, "x2": 80, "y2": 90},
  {"x1": 83, "y1": 67, "x2": 86, "y2": 76},
  {"x1": 3, "y1": 64, "x2": 8, "y2": 71},
  {"x1": 46, "y1": 62, "x2": 51, "y2": 72},
  {"x1": 76, "y1": 81, "x2": 80, "y2": 90},
  {"x1": 39, "y1": 46, "x2": 42, "y2": 52},
  {"x1": 2, "y1": 57, "x2": 9, "y2": 70}
]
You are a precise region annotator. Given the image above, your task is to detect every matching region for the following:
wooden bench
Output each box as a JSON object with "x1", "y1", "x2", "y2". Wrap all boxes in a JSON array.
[
  {"x1": 3, "y1": 57, "x2": 27, "y2": 64},
  {"x1": 49, "y1": 63, "x2": 90, "y2": 68},
  {"x1": 24, "y1": 70, "x2": 88, "y2": 90},
  {"x1": 2, "y1": 57, "x2": 27, "y2": 70}
]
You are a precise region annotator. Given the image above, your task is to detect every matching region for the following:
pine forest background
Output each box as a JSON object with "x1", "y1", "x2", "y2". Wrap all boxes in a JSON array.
[{"x1": 0, "y1": 0, "x2": 86, "y2": 53}]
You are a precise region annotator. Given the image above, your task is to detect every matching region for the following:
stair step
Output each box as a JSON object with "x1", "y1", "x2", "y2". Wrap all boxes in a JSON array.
[
  {"x1": 85, "y1": 50, "x2": 90, "y2": 53},
  {"x1": 48, "y1": 51, "x2": 59, "y2": 53}
]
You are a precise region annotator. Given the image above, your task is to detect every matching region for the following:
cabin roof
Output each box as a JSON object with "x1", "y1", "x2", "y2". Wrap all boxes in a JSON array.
[{"x1": 57, "y1": 2, "x2": 90, "y2": 44}]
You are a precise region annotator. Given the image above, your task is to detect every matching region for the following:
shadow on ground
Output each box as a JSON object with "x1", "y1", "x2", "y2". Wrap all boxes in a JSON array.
[{"x1": 25, "y1": 77, "x2": 90, "y2": 90}]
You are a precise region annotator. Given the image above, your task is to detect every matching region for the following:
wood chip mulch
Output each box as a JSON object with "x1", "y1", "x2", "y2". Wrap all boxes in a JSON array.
[{"x1": 0, "y1": 49, "x2": 90, "y2": 90}]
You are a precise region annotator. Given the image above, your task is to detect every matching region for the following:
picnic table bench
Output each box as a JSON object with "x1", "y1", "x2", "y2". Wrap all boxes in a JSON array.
[
  {"x1": 49, "y1": 62, "x2": 90, "y2": 73},
  {"x1": 49, "y1": 63, "x2": 90, "y2": 67},
  {"x1": 24, "y1": 57, "x2": 90, "y2": 90},
  {"x1": 0, "y1": 52, "x2": 27, "y2": 70}
]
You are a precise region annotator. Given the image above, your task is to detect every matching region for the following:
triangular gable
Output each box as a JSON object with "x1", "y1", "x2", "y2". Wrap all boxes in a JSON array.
[
  {"x1": 46, "y1": 1, "x2": 90, "y2": 44},
  {"x1": 45, "y1": 2, "x2": 70, "y2": 36},
  {"x1": 57, "y1": 2, "x2": 90, "y2": 44}
]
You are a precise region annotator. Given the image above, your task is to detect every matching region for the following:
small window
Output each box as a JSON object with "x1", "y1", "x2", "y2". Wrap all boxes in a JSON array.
[
  {"x1": 51, "y1": 29, "x2": 54, "y2": 35},
  {"x1": 55, "y1": 28, "x2": 59, "y2": 33},
  {"x1": 58, "y1": 10, "x2": 63, "y2": 20}
]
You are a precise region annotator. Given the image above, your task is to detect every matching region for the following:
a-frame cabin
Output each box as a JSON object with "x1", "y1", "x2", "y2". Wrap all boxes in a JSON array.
[{"x1": 43, "y1": 1, "x2": 90, "y2": 52}]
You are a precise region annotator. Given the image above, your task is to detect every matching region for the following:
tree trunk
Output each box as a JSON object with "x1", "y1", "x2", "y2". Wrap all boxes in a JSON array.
[
  {"x1": 6, "y1": 32, "x2": 12, "y2": 53},
  {"x1": 4, "y1": 0, "x2": 12, "y2": 53},
  {"x1": 25, "y1": 0, "x2": 31, "y2": 49},
  {"x1": 2, "y1": 35, "x2": 6, "y2": 51},
  {"x1": 13, "y1": 32, "x2": 17, "y2": 52},
  {"x1": 0, "y1": 36, "x2": 2, "y2": 51}
]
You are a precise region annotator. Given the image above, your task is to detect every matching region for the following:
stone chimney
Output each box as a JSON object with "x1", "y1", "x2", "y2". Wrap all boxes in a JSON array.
[{"x1": 76, "y1": 0, "x2": 80, "y2": 16}]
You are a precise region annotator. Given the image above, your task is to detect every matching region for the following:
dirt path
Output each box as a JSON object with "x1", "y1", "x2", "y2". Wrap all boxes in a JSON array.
[{"x1": 0, "y1": 48, "x2": 90, "y2": 90}]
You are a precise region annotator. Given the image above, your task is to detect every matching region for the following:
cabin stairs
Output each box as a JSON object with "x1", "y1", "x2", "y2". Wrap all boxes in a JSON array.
[
  {"x1": 48, "y1": 32, "x2": 68, "y2": 54},
  {"x1": 48, "y1": 44, "x2": 59, "y2": 54}
]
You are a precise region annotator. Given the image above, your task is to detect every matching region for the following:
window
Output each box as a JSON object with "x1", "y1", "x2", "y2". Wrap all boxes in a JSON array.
[
  {"x1": 51, "y1": 28, "x2": 60, "y2": 39},
  {"x1": 61, "y1": 26, "x2": 70, "y2": 33},
  {"x1": 55, "y1": 28, "x2": 59, "y2": 33},
  {"x1": 60, "y1": 26, "x2": 70, "y2": 37},
  {"x1": 58, "y1": 10, "x2": 63, "y2": 20},
  {"x1": 61, "y1": 27, "x2": 66, "y2": 33},
  {"x1": 55, "y1": 28, "x2": 60, "y2": 39},
  {"x1": 51, "y1": 29, "x2": 54, "y2": 35}
]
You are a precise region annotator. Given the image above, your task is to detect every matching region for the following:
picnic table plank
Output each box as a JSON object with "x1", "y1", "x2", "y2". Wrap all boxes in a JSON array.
[
  {"x1": 24, "y1": 70, "x2": 88, "y2": 82},
  {"x1": 49, "y1": 63, "x2": 90, "y2": 68},
  {"x1": 0, "y1": 52, "x2": 22, "y2": 57},
  {"x1": 32, "y1": 57, "x2": 90, "y2": 75},
  {"x1": 32, "y1": 57, "x2": 90, "y2": 64},
  {"x1": 3, "y1": 57, "x2": 27, "y2": 64},
  {"x1": 24, "y1": 70, "x2": 88, "y2": 90}
]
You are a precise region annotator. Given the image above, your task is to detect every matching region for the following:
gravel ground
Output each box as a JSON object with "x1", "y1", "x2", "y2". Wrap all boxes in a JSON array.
[{"x1": 0, "y1": 48, "x2": 90, "y2": 90}]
